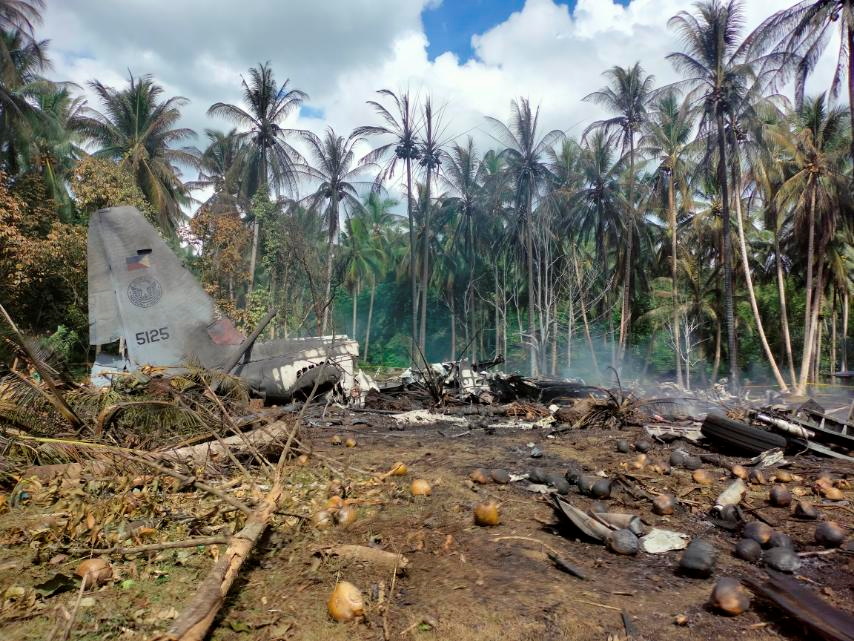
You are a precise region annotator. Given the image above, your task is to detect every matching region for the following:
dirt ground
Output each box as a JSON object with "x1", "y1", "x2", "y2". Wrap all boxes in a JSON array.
[{"x1": 1, "y1": 409, "x2": 852, "y2": 641}]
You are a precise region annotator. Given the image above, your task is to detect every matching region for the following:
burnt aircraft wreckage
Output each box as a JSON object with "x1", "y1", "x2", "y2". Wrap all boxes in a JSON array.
[{"x1": 87, "y1": 205, "x2": 369, "y2": 402}]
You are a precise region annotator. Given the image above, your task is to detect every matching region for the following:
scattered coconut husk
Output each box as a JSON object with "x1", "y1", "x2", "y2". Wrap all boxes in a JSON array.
[
  {"x1": 316, "y1": 545, "x2": 409, "y2": 574},
  {"x1": 473, "y1": 502, "x2": 501, "y2": 526},
  {"x1": 711, "y1": 577, "x2": 750, "y2": 616},
  {"x1": 327, "y1": 581, "x2": 365, "y2": 622},
  {"x1": 411, "y1": 479, "x2": 431, "y2": 496}
]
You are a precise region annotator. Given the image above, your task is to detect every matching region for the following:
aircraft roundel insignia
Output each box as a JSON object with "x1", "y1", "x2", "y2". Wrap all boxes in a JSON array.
[{"x1": 127, "y1": 275, "x2": 163, "y2": 308}]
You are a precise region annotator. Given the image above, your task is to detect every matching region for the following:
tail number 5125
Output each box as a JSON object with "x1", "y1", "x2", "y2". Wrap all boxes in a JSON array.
[{"x1": 135, "y1": 327, "x2": 170, "y2": 345}]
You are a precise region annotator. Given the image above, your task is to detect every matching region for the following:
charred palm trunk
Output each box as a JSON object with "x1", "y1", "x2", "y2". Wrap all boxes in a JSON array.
[{"x1": 321, "y1": 189, "x2": 338, "y2": 334}]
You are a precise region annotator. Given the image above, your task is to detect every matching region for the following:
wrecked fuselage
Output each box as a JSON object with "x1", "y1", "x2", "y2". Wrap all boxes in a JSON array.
[{"x1": 87, "y1": 205, "x2": 365, "y2": 401}]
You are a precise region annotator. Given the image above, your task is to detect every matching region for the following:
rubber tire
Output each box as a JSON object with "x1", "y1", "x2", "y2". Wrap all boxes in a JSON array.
[{"x1": 701, "y1": 413, "x2": 787, "y2": 454}]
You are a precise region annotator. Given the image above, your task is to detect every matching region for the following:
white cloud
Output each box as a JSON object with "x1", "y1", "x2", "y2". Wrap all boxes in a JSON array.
[{"x1": 42, "y1": 0, "x2": 841, "y2": 202}]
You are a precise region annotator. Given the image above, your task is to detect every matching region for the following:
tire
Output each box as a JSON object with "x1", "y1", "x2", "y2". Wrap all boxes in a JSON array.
[{"x1": 701, "y1": 413, "x2": 788, "y2": 454}]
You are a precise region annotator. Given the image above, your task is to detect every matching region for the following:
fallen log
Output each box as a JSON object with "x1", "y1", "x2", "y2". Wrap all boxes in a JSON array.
[
  {"x1": 157, "y1": 419, "x2": 294, "y2": 467},
  {"x1": 745, "y1": 572, "x2": 854, "y2": 641},
  {"x1": 154, "y1": 421, "x2": 299, "y2": 641}
]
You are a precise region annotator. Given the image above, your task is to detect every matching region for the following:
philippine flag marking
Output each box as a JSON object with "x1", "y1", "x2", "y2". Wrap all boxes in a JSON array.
[{"x1": 126, "y1": 254, "x2": 151, "y2": 271}]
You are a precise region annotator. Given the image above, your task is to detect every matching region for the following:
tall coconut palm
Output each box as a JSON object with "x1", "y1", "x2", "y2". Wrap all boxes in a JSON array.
[
  {"x1": 354, "y1": 89, "x2": 421, "y2": 350},
  {"x1": 359, "y1": 192, "x2": 399, "y2": 361},
  {"x1": 186, "y1": 128, "x2": 248, "y2": 212},
  {"x1": 639, "y1": 90, "x2": 696, "y2": 386},
  {"x1": 340, "y1": 214, "x2": 383, "y2": 343},
  {"x1": 0, "y1": 0, "x2": 44, "y2": 86},
  {"x1": 75, "y1": 73, "x2": 197, "y2": 233},
  {"x1": 747, "y1": 0, "x2": 854, "y2": 161},
  {"x1": 296, "y1": 128, "x2": 370, "y2": 334},
  {"x1": 0, "y1": 29, "x2": 48, "y2": 173},
  {"x1": 486, "y1": 98, "x2": 563, "y2": 375},
  {"x1": 772, "y1": 93, "x2": 849, "y2": 393},
  {"x1": 583, "y1": 62, "x2": 655, "y2": 366},
  {"x1": 416, "y1": 97, "x2": 445, "y2": 355},
  {"x1": 666, "y1": 0, "x2": 758, "y2": 389},
  {"x1": 208, "y1": 63, "x2": 307, "y2": 292}
]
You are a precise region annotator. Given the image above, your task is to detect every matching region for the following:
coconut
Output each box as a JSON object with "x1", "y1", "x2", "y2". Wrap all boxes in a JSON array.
[
  {"x1": 815, "y1": 522, "x2": 845, "y2": 548},
  {"x1": 490, "y1": 469, "x2": 511, "y2": 484},
  {"x1": 296, "y1": 454, "x2": 310, "y2": 466},
  {"x1": 389, "y1": 462, "x2": 408, "y2": 476},
  {"x1": 711, "y1": 577, "x2": 750, "y2": 616},
  {"x1": 748, "y1": 469, "x2": 767, "y2": 485},
  {"x1": 730, "y1": 465, "x2": 749, "y2": 480},
  {"x1": 820, "y1": 486, "x2": 844, "y2": 500},
  {"x1": 590, "y1": 479, "x2": 612, "y2": 499},
  {"x1": 651, "y1": 460, "x2": 672, "y2": 475},
  {"x1": 734, "y1": 538, "x2": 761, "y2": 563},
  {"x1": 630, "y1": 454, "x2": 648, "y2": 471},
  {"x1": 774, "y1": 469, "x2": 793, "y2": 483},
  {"x1": 528, "y1": 467, "x2": 548, "y2": 484},
  {"x1": 577, "y1": 474, "x2": 598, "y2": 494},
  {"x1": 606, "y1": 529, "x2": 639, "y2": 555},
  {"x1": 634, "y1": 439, "x2": 653, "y2": 453},
  {"x1": 344, "y1": 437, "x2": 357, "y2": 448},
  {"x1": 616, "y1": 439, "x2": 630, "y2": 453},
  {"x1": 335, "y1": 505, "x2": 357, "y2": 527},
  {"x1": 325, "y1": 495, "x2": 344, "y2": 510},
  {"x1": 769, "y1": 485, "x2": 792, "y2": 508},
  {"x1": 670, "y1": 450, "x2": 688, "y2": 468},
  {"x1": 794, "y1": 501, "x2": 819, "y2": 520},
  {"x1": 743, "y1": 521, "x2": 774, "y2": 547},
  {"x1": 469, "y1": 468, "x2": 492, "y2": 484},
  {"x1": 327, "y1": 581, "x2": 365, "y2": 622},
  {"x1": 652, "y1": 494, "x2": 676, "y2": 516},
  {"x1": 590, "y1": 500, "x2": 610, "y2": 514},
  {"x1": 473, "y1": 502, "x2": 501, "y2": 526},
  {"x1": 547, "y1": 473, "x2": 571, "y2": 495},
  {"x1": 564, "y1": 462, "x2": 584, "y2": 485},
  {"x1": 75, "y1": 558, "x2": 112, "y2": 588},
  {"x1": 679, "y1": 539, "x2": 717, "y2": 577},
  {"x1": 769, "y1": 531, "x2": 794, "y2": 550},
  {"x1": 411, "y1": 479, "x2": 432, "y2": 496},
  {"x1": 763, "y1": 547, "x2": 801, "y2": 573},
  {"x1": 330, "y1": 435, "x2": 343, "y2": 446},
  {"x1": 693, "y1": 469, "x2": 715, "y2": 486},
  {"x1": 312, "y1": 510, "x2": 333, "y2": 529}
]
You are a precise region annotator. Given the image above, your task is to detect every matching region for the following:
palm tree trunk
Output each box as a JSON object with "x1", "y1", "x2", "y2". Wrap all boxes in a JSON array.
[
  {"x1": 351, "y1": 280, "x2": 359, "y2": 338},
  {"x1": 567, "y1": 294, "x2": 574, "y2": 370},
  {"x1": 716, "y1": 109, "x2": 738, "y2": 389},
  {"x1": 800, "y1": 259, "x2": 824, "y2": 393},
  {"x1": 364, "y1": 278, "x2": 375, "y2": 363},
  {"x1": 830, "y1": 292, "x2": 837, "y2": 381},
  {"x1": 573, "y1": 251, "x2": 599, "y2": 377},
  {"x1": 618, "y1": 137, "x2": 635, "y2": 368},
  {"x1": 814, "y1": 314, "x2": 823, "y2": 384},
  {"x1": 450, "y1": 296, "x2": 456, "y2": 361},
  {"x1": 774, "y1": 225, "x2": 797, "y2": 386},
  {"x1": 668, "y1": 170, "x2": 683, "y2": 387},
  {"x1": 419, "y1": 167, "x2": 431, "y2": 357},
  {"x1": 321, "y1": 191, "x2": 338, "y2": 334},
  {"x1": 796, "y1": 189, "x2": 817, "y2": 394},
  {"x1": 493, "y1": 263, "x2": 500, "y2": 356},
  {"x1": 406, "y1": 157, "x2": 418, "y2": 354},
  {"x1": 526, "y1": 187, "x2": 537, "y2": 376},
  {"x1": 550, "y1": 316, "x2": 558, "y2": 376},
  {"x1": 247, "y1": 219, "x2": 259, "y2": 303},
  {"x1": 712, "y1": 319, "x2": 721, "y2": 384},
  {"x1": 732, "y1": 162, "x2": 789, "y2": 392},
  {"x1": 842, "y1": 290, "x2": 849, "y2": 372}
]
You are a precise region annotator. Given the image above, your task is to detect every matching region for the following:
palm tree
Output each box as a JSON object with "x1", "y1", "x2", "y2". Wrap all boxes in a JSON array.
[
  {"x1": 359, "y1": 192, "x2": 399, "y2": 361},
  {"x1": 747, "y1": 0, "x2": 854, "y2": 161},
  {"x1": 296, "y1": 128, "x2": 370, "y2": 334},
  {"x1": 186, "y1": 128, "x2": 248, "y2": 212},
  {"x1": 354, "y1": 89, "x2": 421, "y2": 350},
  {"x1": 772, "y1": 93, "x2": 849, "y2": 393},
  {"x1": 0, "y1": 0, "x2": 44, "y2": 86},
  {"x1": 75, "y1": 73, "x2": 197, "y2": 233},
  {"x1": 666, "y1": 0, "x2": 758, "y2": 389},
  {"x1": 208, "y1": 62, "x2": 307, "y2": 292},
  {"x1": 441, "y1": 137, "x2": 483, "y2": 362},
  {"x1": 639, "y1": 90, "x2": 696, "y2": 386},
  {"x1": 0, "y1": 29, "x2": 48, "y2": 173},
  {"x1": 26, "y1": 85, "x2": 85, "y2": 220},
  {"x1": 340, "y1": 213, "x2": 383, "y2": 344},
  {"x1": 486, "y1": 98, "x2": 563, "y2": 375},
  {"x1": 416, "y1": 97, "x2": 445, "y2": 355},
  {"x1": 583, "y1": 62, "x2": 655, "y2": 366}
]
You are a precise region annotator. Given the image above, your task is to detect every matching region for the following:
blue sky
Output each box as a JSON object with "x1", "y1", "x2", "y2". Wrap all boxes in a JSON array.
[{"x1": 422, "y1": 0, "x2": 631, "y2": 61}]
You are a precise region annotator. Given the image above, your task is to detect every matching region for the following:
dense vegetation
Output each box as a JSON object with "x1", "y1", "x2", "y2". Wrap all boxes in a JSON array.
[{"x1": 0, "y1": 0, "x2": 851, "y2": 394}]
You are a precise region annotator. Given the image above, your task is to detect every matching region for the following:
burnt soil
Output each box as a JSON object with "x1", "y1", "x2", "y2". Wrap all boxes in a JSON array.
[{"x1": 1, "y1": 411, "x2": 853, "y2": 641}]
